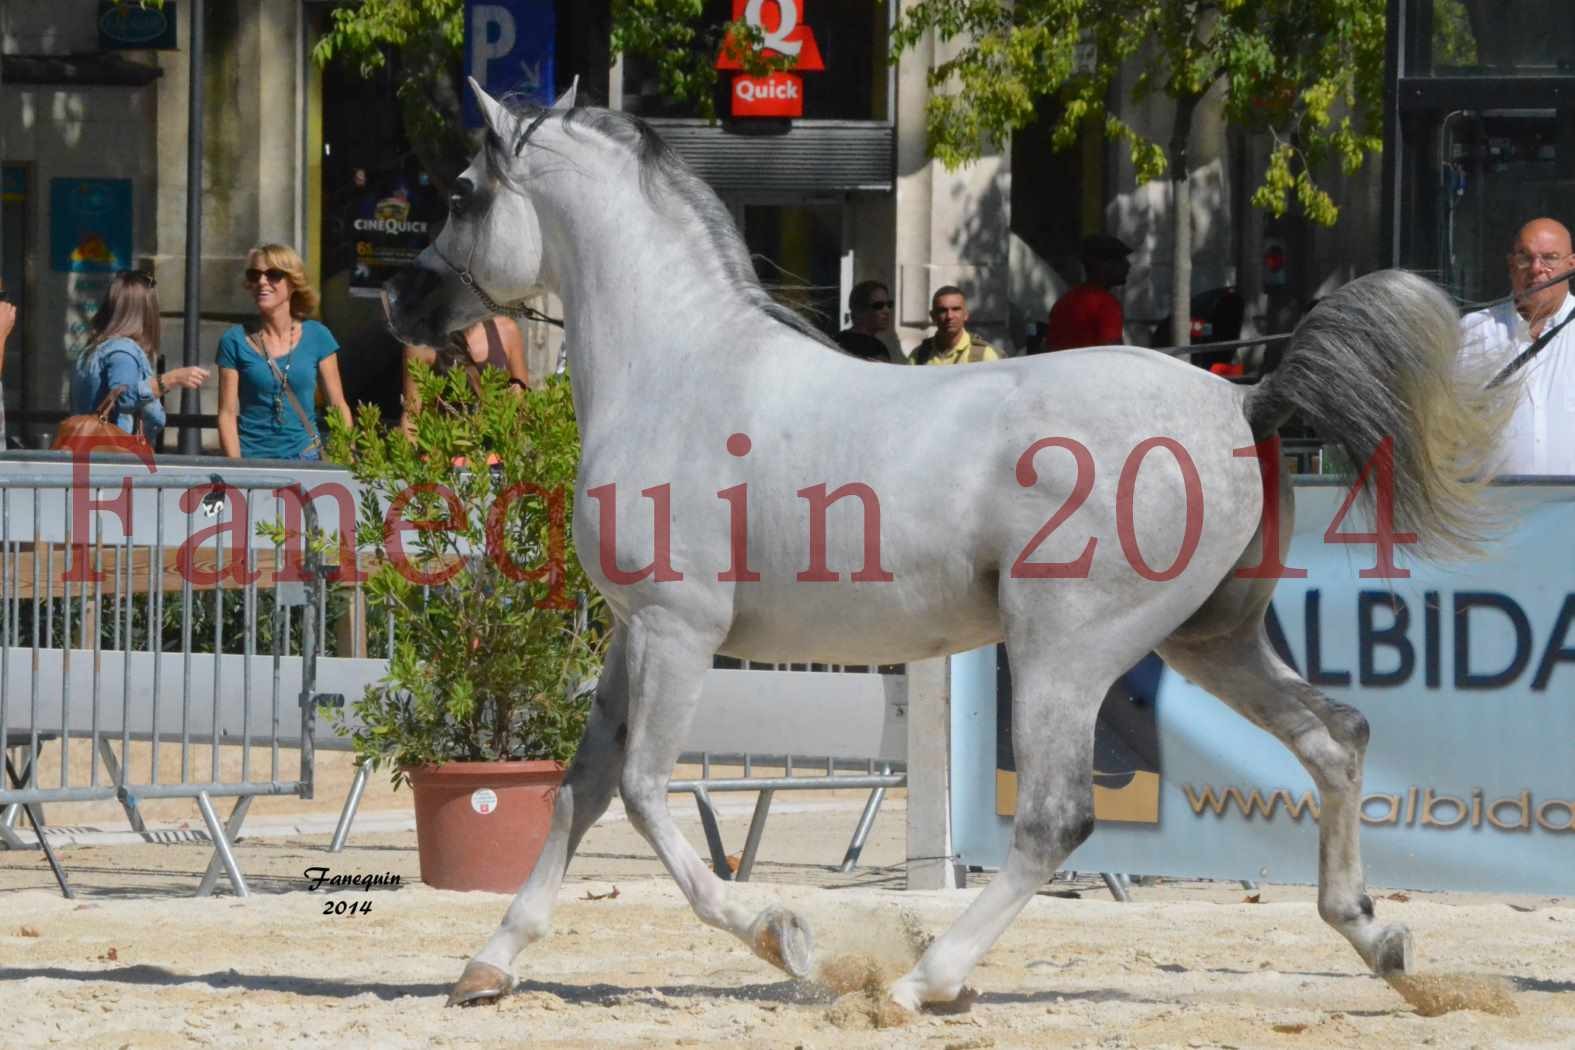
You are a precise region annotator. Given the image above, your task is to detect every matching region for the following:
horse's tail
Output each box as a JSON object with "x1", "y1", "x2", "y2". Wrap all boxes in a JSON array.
[{"x1": 1243, "y1": 268, "x2": 1514, "y2": 559}]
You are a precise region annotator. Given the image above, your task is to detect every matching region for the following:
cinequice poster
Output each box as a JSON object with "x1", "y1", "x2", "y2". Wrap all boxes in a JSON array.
[{"x1": 340, "y1": 172, "x2": 445, "y2": 298}]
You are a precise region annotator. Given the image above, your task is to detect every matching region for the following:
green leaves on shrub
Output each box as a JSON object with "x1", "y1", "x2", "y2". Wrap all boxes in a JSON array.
[{"x1": 325, "y1": 363, "x2": 607, "y2": 783}]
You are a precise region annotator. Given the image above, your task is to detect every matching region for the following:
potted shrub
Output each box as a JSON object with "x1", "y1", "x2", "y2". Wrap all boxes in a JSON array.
[{"x1": 326, "y1": 364, "x2": 606, "y2": 892}]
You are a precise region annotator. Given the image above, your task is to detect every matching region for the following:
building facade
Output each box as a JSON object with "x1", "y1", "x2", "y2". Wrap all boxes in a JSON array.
[{"x1": 1, "y1": 1, "x2": 1388, "y2": 448}]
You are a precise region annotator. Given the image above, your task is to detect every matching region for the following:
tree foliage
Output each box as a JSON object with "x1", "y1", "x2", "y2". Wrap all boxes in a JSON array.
[
  {"x1": 610, "y1": 0, "x2": 789, "y2": 118},
  {"x1": 891, "y1": 0, "x2": 1387, "y2": 227},
  {"x1": 318, "y1": 369, "x2": 608, "y2": 781},
  {"x1": 311, "y1": 0, "x2": 474, "y2": 188}
]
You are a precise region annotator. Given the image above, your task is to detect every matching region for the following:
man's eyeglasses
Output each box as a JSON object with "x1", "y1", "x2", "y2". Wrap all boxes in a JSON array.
[
  {"x1": 863, "y1": 300, "x2": 893, "y2": 311},
  {"x1": 118, "y1": 269, "x2": 156, "y2": 288},
  {"x1": 245, "y1": 267, "x2": 290, "y2": 285},
  {"x1": 1510, "y1": 251, "x2": 1569, "y2": 272}
]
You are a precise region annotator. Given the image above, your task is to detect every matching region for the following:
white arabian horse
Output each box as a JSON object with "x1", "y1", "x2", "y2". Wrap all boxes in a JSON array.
[{"x1": 385, "y1": 81, "x2": 1508, "y2": 1012}]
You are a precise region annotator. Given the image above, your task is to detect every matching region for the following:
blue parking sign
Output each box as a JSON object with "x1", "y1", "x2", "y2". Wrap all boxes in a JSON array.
[{"x1": 464, "y1": 0, "x2": 557, "y2": 127}]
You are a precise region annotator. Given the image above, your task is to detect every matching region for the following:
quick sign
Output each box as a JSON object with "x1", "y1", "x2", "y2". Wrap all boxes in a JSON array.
[
  {"x1": 732, "y1": 73, "x2": 803, "y2": 118},
  {"x1": 463, "y1": 0, "x2": 556, "y2": 128},
  {"x1": 716, "y1": 0, "x2": 823, "y2": 119}
]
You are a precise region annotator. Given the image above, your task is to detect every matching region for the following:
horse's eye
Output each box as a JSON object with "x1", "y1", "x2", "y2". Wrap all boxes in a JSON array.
[{"x1": 449, "y1": 177, "x2": 475, "y2": 216}]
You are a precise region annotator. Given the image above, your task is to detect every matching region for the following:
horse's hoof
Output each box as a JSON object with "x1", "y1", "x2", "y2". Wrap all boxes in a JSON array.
[
  {"x1": 887, "y1": 977, "x2": 923, "y2": 1014},
  {"x1": 751, "y1": 906, "x2": 814, "y2": 979},
  {"x1": 446, "y1": 960, "x2": 514, "y2": 1007},
  {"x1": 1370, "y1": 924, "x2": 1413, "y2": 976}
]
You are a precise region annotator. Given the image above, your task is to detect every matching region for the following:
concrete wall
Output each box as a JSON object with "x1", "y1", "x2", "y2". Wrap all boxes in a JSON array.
[
  {"x1": 891, "y1": 7, "x2": 1012, "y2": 358},
  {"x1": 1100, "y1": 73, "x2": 1237, "y2": 341},
  {"x1": 2, "y1": 1, "x2": 161, "y2": 421},
  {"x1": 152, "y1": 0, "x2": 306, "y2": 429},
  {"x1": 1, "y1": 1, "x2": 308, "y2": 443}
]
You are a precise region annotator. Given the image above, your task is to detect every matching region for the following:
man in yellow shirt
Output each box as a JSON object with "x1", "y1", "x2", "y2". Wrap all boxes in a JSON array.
[{"x1": 911, "y1": 285, "x2": 1001, "y2": 365}]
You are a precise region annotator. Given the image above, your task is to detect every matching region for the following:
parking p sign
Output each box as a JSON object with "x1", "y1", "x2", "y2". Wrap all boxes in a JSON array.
[{"x1": 463, "y1": 0, "x2": 556, "y2": 128}]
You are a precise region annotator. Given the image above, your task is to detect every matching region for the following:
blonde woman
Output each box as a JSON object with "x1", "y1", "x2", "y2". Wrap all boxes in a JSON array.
[{"x1": 217, "y1": 244, "x2": 352, "y2": 459}]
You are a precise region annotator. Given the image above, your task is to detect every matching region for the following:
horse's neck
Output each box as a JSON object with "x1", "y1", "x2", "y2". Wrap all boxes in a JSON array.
[{"x1": 537, "y1": 169, "x2": 754, "y2": 434}]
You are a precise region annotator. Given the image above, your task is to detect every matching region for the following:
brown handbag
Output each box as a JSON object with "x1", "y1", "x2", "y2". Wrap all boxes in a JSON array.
[{"x1": 51, "y1": 385, "x2": 153, "y2": 456}]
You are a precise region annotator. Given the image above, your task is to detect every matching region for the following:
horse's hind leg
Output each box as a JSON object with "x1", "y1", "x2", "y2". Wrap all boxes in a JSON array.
[
  {"x1": 889, "y1": 642, "x2": 1113, "y2": 1012},
  {"x1": 616, "y1": 611, "x2": 815, "y2": 977},
  {"x1": 449, "y1": 626, "x2": 633, "y2": 1005},
  {"x1": 1159, "y1": 619, "x2": 1412, "y2": 975}
]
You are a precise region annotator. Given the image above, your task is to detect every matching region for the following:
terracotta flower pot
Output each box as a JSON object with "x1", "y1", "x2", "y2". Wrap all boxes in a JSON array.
[{"x1": 406, "y1": 760, "x2": 564, "y2": 893}]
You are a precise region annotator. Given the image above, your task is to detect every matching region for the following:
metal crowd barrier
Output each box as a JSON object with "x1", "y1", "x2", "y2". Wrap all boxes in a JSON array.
[
  {"x1": 671, "y1": 748, "x2": 905, "y2": 882},
  {"x1": 0, "y1": 458, "x2": 329, "y2": 897},
  {"x1": 0, "y1": 454, "x2": 915, "y2": 890}
]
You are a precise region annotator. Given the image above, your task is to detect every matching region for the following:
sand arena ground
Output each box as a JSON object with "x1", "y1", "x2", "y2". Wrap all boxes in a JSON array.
[{"x1": 2, "y1": 752, "x2": 1572, "y2": 1049}]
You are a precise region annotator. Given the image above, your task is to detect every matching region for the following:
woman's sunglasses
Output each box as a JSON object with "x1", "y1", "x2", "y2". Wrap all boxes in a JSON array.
[{"x1": 245, "y1": 267, "x2": 290, "y2": 285}]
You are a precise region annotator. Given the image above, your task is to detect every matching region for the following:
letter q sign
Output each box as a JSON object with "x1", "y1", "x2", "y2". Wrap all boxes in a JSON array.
[{"x1": 717, "y1": 0, "x2": 824, "y2": 71}]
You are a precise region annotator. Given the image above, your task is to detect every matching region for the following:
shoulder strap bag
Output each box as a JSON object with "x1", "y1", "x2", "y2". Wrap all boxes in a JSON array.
[{"x1": 51, "y1": 384, "x2": 152, "y2": 456}]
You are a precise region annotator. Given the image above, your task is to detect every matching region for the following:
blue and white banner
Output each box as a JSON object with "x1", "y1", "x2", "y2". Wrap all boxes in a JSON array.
[
  {"x1": 952, "y1": 481, "x2": 1575, "y2": 895},
  {"x1": 463, "y1": 0, "x2": 557, "y2": 127}
]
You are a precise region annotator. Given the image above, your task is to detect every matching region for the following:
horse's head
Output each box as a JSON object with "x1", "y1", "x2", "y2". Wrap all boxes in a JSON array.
[{"x1": 383, "y1": 79, "x2": 575, "y2": 347}]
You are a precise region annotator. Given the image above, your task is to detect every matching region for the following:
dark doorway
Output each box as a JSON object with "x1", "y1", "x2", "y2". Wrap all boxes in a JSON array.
[
  {"x1": 314, "y1": 19, "x2": 447, "y2": 427},
  {"x1": 2, "y1": 165, "x2": 31, "y2": 447}
]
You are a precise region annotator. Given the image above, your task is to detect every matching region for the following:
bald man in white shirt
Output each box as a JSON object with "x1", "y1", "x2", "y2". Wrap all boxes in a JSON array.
[{"x1": 1461, "y1": 217, "x2": 1575, "y2": 475}]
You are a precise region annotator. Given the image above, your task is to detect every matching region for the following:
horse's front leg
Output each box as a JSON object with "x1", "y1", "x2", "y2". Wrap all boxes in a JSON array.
[
  {"x1": 448, "y1": 627, "x2": 631, "y2": 1006},
  {"x1": 617, "y1": 610, "x2": 815, "y2": 978}
]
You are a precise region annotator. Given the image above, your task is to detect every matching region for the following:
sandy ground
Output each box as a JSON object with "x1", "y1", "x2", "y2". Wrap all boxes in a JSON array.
[{"x1": 2, "y1": 758, "x2": 1573, "y2": 1049}]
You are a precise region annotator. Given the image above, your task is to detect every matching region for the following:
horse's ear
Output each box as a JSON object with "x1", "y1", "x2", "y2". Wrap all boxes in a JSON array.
[
  {"x1": 468, "y1": 77, "x2": 511, "y2": 137},
  {"x1": 551, "y1": 76, "x2": 578, "y2": 111}
]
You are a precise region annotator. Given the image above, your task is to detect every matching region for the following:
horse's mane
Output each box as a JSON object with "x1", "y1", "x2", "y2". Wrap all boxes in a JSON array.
[{"x1": 488, "y1": 100, "x2": 841, "y2": 353}]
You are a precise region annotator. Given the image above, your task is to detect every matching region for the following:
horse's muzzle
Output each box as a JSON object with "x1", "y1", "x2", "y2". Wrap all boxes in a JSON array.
[{"x1": 383, "y1": 253, "x2": 465, "y2": 347}]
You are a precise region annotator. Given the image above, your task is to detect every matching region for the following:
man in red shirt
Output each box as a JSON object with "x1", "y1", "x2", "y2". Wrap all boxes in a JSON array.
[{"x1": 1038, "y1": 233, "x2": 1133, "y2": 353}]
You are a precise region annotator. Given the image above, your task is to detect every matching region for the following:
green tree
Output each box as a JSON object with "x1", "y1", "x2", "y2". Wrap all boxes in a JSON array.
[
  {"x1": 311, "y1": 0, "x2": 473, "y2": 192},
  {"x1": 890, "y1": 0, "x2": 1386, "y2": 346}
]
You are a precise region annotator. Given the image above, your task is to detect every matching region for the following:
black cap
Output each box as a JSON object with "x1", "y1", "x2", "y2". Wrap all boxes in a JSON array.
[{"x1": 1081, "y1": 233, "x2": 1133, "y2": 262}]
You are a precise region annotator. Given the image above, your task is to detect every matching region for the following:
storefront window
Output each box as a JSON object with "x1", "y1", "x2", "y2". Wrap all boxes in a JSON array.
[
  {"x1": 622, "y1": 1, "x2": 889, "y2": 121},
  {"x1": 1420, "y1": 1, "x2": 1575, "y2": 76},
  {"x1": 1399, "y1": 109, "x2": 1575, "y2": 303}
]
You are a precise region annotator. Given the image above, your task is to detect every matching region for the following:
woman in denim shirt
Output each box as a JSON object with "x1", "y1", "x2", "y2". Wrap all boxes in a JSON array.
[{"x1": 69, "y1": 271, "x2": 208, "y2": 446}]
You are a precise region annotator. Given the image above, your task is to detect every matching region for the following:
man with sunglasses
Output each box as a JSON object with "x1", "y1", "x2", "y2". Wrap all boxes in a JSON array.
[
  {"x1": 1461, "y1": 217, "x2": 1575, "y2": 474},
  {"x1": 835, "y1": 280, "x2": 898, "y2": 362}
]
